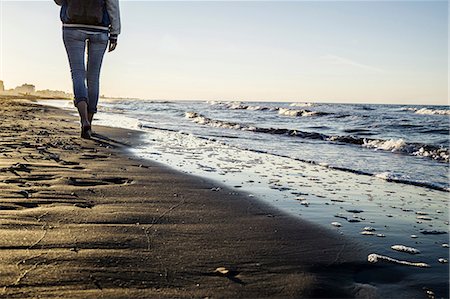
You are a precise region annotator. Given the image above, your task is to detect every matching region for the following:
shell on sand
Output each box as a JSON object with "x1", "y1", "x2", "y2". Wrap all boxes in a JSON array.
[
  {"x1": 391, "y1": 245, "x2": 421, "y2": 254},
  {"x1": 363, "y1": 226, "x2": 376, "y2": 231},
  {"x1": 438, "y1": 258, "x2": 448, "y2": 264},
  {"x1": 331, "y1": 222, "x2": 342, "y2": 227},
  {"x1": 214, "y1": 267, "x2": 230, "y2": 275}
]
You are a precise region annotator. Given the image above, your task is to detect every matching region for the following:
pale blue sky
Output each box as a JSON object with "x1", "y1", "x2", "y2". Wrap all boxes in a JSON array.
[{"x1": 0, "y1": 1, "x2": 448, "y2": 104}]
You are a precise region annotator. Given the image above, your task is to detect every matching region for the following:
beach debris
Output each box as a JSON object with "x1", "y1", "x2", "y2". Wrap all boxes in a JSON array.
[
  {"x1": 391, "y1": 245, "x2": 421, "y2": 254},
  {"x1": 213, "y1": 267, "x2": 240, "y2": 278},
  {"x1": 331, "y1": 222, "x2": 342, "y2": 227},
  {"x1": 438, "y1": 258, "x2": 448, "y2": 264},
  {"x1": 416, "y1": 216, "x2": 432, "y2": 221},
  {"x1": 211, "y1": 187, "x2": 221, "y2": 192},
  {"x1": 210, "y1": 267, "x2": 244, "y2": 284},
  {"x1": 442, "y1": 244, "x2": 449, "y2": 248},
  {"x1": 347, "y1": 219, "x2": 361, "y2": 223},
  {"x1": 363, "y1": 226, "x2": 376, "y2": 232},
  {"x1": 214, "y1": 267, "x2": 230, "y2": 275},
  {"x1": 425, "y1": 290, "x2": 436, "y2": 299},
  {"x1": 376, "y1": 234, "x2": 386, "y2": 238},
  {"x1": 420, "y1": 230, "x2": 447, "y2": 235},
  {"x1": 367, "y1": 253, "x2": 430, "y2": 268},
  {"x1": 331, "y1": 198, "x2": 345, "y2": 202},
  {"x1": 346, "y1": 209, "x2": 364, "y2": 213},
  {"x1": 299, "y1": 200, "x2": 309, "y2": 207},
  {"x1": 415, "y1": 211, "x2": 429, "y2": 215},
  {"x1": 361, "y1": 231, "x2": 375, "y2": 236},
  {"x1": 333, "y1": 213, "x2": 362, "y2": 223},
  {"x1": 411, "y1": 235, "x2": 418, "y2": 238},
  {"x1": 334, "y1": 213, "x2": 347, "y2": 220}
]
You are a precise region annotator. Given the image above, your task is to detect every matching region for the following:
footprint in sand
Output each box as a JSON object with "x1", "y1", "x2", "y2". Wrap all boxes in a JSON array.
[
  {"x1": 79, "y1": 154, "x2": 110, "y2": 160},
  {"x1": 3, "y1": 174, "x2": 56, "y2": 184},
  {"x1": 67, "y1": 177, "x2": 131, "y2": 186}
]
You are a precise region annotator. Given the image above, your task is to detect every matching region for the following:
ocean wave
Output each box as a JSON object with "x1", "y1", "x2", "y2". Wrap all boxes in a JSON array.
[
  {"x1": 402, "y1": 107, "x2": 450, "y2": 115},
  {"x1": 289, "y1": 102, "x2": 315, "y2": 107},
  {"x1": 362, "y1": 138, "x2": 408, "y2": 152},
  {"x1": 278, "y1": 108, "x2": 329, "y2": 117},
  {"x1": 184, "y1": 112, "x2": 244, "y2": 130},
  {"x1": 362, "y1": 138, "x2": 449, "y2": 161},
  {"x1": 374, "y1": 172, "x2": 404, "y2": 181},
  {"x1": 207, "y1": 101, "x2": 328, "y2": 115},
  {"x1": 185, "y1": 111, "x2": 449, "y2": 162},
  {"x1": 209, "y1": 101, "x2": 279, "y2": 111}
]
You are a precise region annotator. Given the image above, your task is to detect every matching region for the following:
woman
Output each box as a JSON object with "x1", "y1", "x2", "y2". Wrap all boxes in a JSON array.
[{"x1": 55, "y1": 0, "x2": 121, "y2": 139}]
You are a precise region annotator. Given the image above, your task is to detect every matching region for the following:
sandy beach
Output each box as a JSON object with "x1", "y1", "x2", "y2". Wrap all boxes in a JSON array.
[{"x1": 0, "y1": 98, "x2": 380, "y2": 298}]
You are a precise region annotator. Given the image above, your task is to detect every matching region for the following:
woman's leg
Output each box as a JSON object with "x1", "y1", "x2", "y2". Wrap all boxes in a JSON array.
[
  {"x1": 63, "y1": 29, "x2": 90, "y2": 128},
  {"x1": 86, "y1": 32, "x2": 109, "y2": 120}
]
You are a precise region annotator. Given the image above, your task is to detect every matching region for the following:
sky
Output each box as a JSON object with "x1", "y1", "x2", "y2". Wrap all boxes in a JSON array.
[{"x1": 0, "y1": 1, "x2": 448, "y2": 104}]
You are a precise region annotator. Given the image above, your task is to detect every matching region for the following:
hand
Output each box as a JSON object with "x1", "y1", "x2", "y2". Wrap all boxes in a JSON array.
[{"x1": 109, "y1": 39, "x2": 117, "y2": 52}]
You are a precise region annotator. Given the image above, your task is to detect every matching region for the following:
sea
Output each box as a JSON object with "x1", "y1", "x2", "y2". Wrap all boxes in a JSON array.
[{"x1": 39, "y1": 99, "x2": 449, "y2": 298}]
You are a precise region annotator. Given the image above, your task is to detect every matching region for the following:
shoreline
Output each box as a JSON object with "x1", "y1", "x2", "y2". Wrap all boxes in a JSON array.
[
  {"x1": 30, "y1": 98, "x2": 450, "y2": 298},
  {"x1": 0, "y1": 99, "x2": 377, "y2": 298}
]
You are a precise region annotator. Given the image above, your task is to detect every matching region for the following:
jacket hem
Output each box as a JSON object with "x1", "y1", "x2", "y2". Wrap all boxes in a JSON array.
[{"x1": 63, "y1": 23, "x2": 109, "y2": 32}]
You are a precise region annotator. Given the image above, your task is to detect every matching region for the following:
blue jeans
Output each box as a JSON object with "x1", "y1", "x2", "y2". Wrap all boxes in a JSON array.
[{"x1": 63, "y1": 29, "x2": 108, "y2": 113}]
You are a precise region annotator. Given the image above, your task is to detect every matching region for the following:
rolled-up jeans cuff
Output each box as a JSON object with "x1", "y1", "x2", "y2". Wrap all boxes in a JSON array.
[{"x1": 73, "y1": 97, "x2": 88, "y2": 106}]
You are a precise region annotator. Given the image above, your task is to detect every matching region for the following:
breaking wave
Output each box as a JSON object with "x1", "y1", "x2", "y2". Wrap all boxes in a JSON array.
[
  {"x1": 278, "y1": 108, "x2": 330, "y2": 117},
  {"x1": 207, "y1": 101, "x2": 278, "y2": 111},
  {"x1": 402, "y1": 107, "x2": 450, "y2": 115},
  {"x1": 289, "y1": 102, "x2": 316, "y2": 107},
  {"x1": 207, "y1": 101, "x2": 328, "y2": 116},
  {"x1": 185, "y1": 111, "x2": 449, "y2": 163}
]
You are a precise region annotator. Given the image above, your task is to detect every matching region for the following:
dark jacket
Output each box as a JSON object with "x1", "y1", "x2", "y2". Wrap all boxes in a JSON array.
[{"x1": 55, "y1": 0, "x2": 121, "y2": 39}]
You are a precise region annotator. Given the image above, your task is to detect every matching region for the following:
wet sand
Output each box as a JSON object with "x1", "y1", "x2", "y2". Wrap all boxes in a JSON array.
[{"x1": 0, "y1": 99, "x2": 379, "y2": 298}]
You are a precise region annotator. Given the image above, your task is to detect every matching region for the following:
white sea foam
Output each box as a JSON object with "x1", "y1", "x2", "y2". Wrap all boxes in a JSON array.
[
  {"x1": 228, "y1": 102, "x2": 248, "y2": 110},
  {"x1": 289, "y1": 102, "x2": 315, "y2": 107},
  {"x1": 36, "y1": 99, "x2": 73, "y2": 109},
  {"x1": 402, "y1": 107, "x2": 450, "y2": 115},
  {"x1": 368, "y1": 254, "x2": 430, "y2": 268},
  {"x1": 374, "y1": 172, "x2": 402, "y2": 181},
  {"x1": 246, "y1": 105, "x2": 278, "y2": 111},
  {"x1": 362, "y1": 138, "x2": 407, "y2": 152},
  {"x1": 185, "y1": 112, "x2": 242, "y2": 130},
  {"x1": 415, "y1": 108, "x2": 450, "y2": 115},
  {"x1": 363, "y1": 138, "x2": 450, "y2": 162},
  {"x1": 208, "y1": 101, "x2": 279, "y2": 112},
  {"x1": 278, "y1": 108, "x2": 323, "y2": 117},
  {"x1": 206, "y1": 100, "x2": 223, "y2": 105},
  {"x1": 391, "y1": 245, "x2": 421, "y2": 254},
  {"x1": 412, "y1": 147, "x2": 449, "y2": 162}
]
